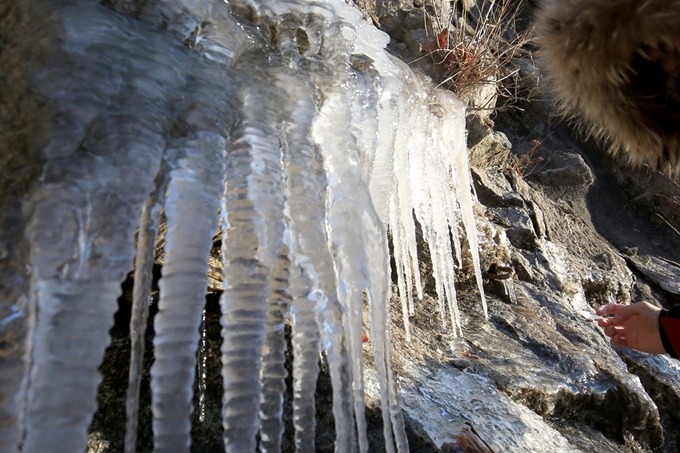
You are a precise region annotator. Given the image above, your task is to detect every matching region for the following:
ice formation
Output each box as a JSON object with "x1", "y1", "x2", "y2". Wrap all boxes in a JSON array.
[{"x1": 0, "y1": 0, "x2": 486, "y2": 452}]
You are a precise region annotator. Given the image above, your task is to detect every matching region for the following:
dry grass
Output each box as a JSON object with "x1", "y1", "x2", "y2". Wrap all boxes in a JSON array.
[
  {"x1": 418, "y1": 0, "x2": 533, "y2": 108},
  {"x1": 505, "y1": 138, "x2": 548, "y2": 178}
]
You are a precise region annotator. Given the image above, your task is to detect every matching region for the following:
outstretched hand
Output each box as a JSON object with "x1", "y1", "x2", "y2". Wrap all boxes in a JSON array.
[{"x1": 596, "y1": 302, "x2": 665, "y2": 354}]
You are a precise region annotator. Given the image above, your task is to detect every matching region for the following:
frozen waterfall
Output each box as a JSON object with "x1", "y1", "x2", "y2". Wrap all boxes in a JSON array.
[{"x1": 0, "y1": 0, "x2": 486, "y2": 452}]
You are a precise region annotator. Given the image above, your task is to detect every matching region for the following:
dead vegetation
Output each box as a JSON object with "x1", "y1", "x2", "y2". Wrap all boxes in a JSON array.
[
  {"x1": 505, "y1": 138, "x2": 548, "y2": 179},
  {"x1": 417, "y1": 0, "x2": 534, "y2": 111}
]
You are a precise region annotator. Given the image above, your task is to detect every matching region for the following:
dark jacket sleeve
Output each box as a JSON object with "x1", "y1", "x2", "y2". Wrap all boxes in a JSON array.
[{"x1": 659, "y1": 306, "x2": 680, "y2": 358}]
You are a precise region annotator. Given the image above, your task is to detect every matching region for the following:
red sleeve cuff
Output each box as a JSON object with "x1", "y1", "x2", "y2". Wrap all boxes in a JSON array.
[{"x1": 659, "y1": 307, "x2": 680, "y2": 358}]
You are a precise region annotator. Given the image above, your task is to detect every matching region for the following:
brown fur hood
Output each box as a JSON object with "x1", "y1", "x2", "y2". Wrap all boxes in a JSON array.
[{"x1": 535, "y1": 0, "x2": 680, "y2": 171}]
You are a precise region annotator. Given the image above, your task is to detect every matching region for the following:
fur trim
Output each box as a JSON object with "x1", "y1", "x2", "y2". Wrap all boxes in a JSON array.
[{"x1": 535, "y1": 0, "x2": 680, "y2": 172}]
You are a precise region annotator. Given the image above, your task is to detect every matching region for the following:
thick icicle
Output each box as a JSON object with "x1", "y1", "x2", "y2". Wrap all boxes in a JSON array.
[
  {"x1": 150, "y1": 132, "x2": 225, "y2": 453},
  {"x1": 270, "y1": 17, "x2": 324, "y2": 452},
  {"x1": 125, "y1": 174, "x2": 166, "y2": 453},
  {"x1": 311, "y1": 29, "x2": 371, "y2": 453},
  {"x1": 275, "y1": 63, "x2": 355, "y2": 451},
  {"x1": 22, "y1": 126, "x2": 165, "y2": 452},
  {"x1": 11, "y1": 3, "x2": 177, "y2": 451},
  {"x1": 219, "y1": 56, "x2": 288, "y2": 453}
]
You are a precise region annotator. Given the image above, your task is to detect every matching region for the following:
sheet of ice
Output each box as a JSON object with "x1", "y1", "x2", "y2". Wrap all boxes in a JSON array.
[{"x1": 395, "y1": 364, "x2": 579, "y2": 452}]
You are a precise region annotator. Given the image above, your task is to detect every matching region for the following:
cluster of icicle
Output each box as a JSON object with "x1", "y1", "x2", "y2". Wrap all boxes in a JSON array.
[{"x1": 0, "y1": 0, "x2": 486, "y2": 452}]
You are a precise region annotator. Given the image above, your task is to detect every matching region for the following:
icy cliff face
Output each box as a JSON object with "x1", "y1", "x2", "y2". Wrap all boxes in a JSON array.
[{"x1": 0, "y1": 0, "x2": 485, "y2": 452}]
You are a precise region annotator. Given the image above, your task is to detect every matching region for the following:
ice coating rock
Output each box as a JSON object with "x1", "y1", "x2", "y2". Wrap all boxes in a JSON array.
[
  {"x1": 395, "y1": 364, "x2": 579, "y2": 452},
  {"x1": 0, "y1": 0, "x2": 487, "y2": 451}
]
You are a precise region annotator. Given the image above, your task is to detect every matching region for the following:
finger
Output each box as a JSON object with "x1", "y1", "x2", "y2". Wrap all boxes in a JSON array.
[
  {"x1": 596, "y1": 303, "x2": 638, "y2": 324},
  {"x1": 596, "y1": 304, "x2": 615, "y2": 316},
  {"x1": 603, "y1": 325, "x2": 622, "y2": 338},
  {"x1": 612, "y1": 333, "x2": 628, "y2": 347},
  {"x1": 596, "y1": 303, "x2": 629, "y2": 316},
  {"x1": 598, "y1": 317, "x2": 613, "y2": 327}
]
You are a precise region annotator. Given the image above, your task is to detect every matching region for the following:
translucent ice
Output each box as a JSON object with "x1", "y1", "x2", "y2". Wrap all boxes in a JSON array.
[{"x1": 0, "y1": 0, "x2": 487, "y2": 452}]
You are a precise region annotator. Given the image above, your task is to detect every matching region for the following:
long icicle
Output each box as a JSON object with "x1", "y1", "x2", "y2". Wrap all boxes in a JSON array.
[
  {"x1": 22, "y1": 131, "x2": 165, "y2": 452},
  {"x1": 220, "y1": 59, "x2": 288, "y2": 452},
  {"x1": 275, "y1": 63, "x2": 355, "y2": 451},
  {"x1": 150, "y1": 132, "x2": 225, "y2": 453},
  {"x1": 312, "y1": 48, "x2": 370, "y2": 453},
  {"x1": 363, "y1": 214, "x2": 399, "y2": 453},
  {"x1": 125, "y1": 171, "x2": 167, "y2": 453}
]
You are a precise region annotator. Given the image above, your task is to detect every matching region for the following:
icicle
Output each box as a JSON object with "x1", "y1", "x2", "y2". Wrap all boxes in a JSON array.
[
  {"x1": 275, "y1": 65, "x2": 355, "y2": 450},
  {"x1": 289, "y1": 266, "x2": 321, "y2": 452},
  {"x1": 389, "y1": 195, "x2": 412, "y2": 342},
  {"x1": 21, "y1": 128, "x2": 164, "y2": 453},
  {"x1": 125, "y1": 173, "x2": 166, "y2": 453},
  {"x1": 150, "y1": 132, "x2": 225, "y2": 453},
  {"x1": 311, "y1": 31, "x2": 371, "y2": 453},
  {"x1": 439, "y1": 91, "x2": 488, "y2": 319},
  {"x1": 270, "y1": 21, "x2": 327, "y2": 453},
  {"x1": 220, "y1": 57, "x2": 288, "y2": 453},
  {"x1": 363, "y1": 208, "x2": 408, "y2": 452},
  {"x1": 326, "y1": 199, "x2": 370, "y2": 453},
  {"x1": 258, "y1": 256, "x2": 290, "y2": 453},
  {"x1": 239, "y1": 48, "x2": 328, "y2": 451}
]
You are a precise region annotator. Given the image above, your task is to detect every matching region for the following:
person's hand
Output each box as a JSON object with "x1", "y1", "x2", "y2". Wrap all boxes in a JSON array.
[{"x1": 596, "y1": 302, "x2": 665, "y2": 354}]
